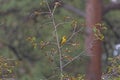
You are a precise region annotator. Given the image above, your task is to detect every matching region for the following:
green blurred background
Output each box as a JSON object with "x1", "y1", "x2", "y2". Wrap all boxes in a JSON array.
[{"x1": 0, "y1": 0, "x2": 120, "y2": 80}]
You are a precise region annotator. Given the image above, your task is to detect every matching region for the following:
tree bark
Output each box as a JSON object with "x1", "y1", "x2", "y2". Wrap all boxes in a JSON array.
[{"x1": 85, "y1": 0, "x2": 102, "y2": 80}]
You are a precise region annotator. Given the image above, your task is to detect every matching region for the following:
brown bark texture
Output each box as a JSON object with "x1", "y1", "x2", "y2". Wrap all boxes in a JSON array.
[{"x1": 85, "y1": 0, "x2": 102, "y2": 80}]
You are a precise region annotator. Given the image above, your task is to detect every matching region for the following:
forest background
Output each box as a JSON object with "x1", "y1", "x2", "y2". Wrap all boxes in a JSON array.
[{"x1": 0, "y1": 0, "x2": 120, "y2": 80}]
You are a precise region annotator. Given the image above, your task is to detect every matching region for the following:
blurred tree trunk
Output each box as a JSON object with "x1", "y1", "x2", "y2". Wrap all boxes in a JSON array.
[{"x1": 85, "y1": 0, "x2": 102, "y2": 80}]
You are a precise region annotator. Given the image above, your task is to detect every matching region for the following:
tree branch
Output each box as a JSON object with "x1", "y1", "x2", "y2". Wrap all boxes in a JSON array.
[
  {"x1": 0, "y1": 40, "x2": 22, "y2": 60},
  {"x1": 61, "y1": 2, "x2": 120, "y2": 17},
  {"x1": 62, "y1": 3, "x2": 85, "y2": 17},
  {"x1": 0, "y1": 8, "x2": 19, "y2": 16},
  {"x1": 103, "y1": 17, "x2": 120, "y2": 39},
  {"x1": 103, "y1": 2, "x2": 120, "y2": 14}
]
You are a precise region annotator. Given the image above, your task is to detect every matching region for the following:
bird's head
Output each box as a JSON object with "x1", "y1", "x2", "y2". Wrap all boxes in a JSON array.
[{"x1": 63, "y1": 36, "x2": 66, "y2": 39}]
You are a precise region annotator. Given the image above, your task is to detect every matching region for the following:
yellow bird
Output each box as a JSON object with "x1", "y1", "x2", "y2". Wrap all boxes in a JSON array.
[{"x1": 60, "y1": 36, "x2": 67, "y2": 45}]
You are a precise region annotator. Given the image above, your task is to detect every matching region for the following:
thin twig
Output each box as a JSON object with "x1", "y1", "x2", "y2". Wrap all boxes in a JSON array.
[
  {"x1": 45, "y1": 0, "x2": 63, "y2": 80},
  {"x1": 62, "y1": 50, "x2": 85, "y2": 68}
]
